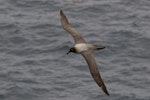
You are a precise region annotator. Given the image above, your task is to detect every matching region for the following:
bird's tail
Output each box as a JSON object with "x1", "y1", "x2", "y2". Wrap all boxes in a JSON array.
[{"x1": 93, "y1": 45, "x2": 105, "y2": 50}]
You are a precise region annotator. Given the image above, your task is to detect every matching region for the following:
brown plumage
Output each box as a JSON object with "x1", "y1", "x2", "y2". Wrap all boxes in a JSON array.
[{"x1": 60, "y1": 10, "x2": 109, "y2": 96}]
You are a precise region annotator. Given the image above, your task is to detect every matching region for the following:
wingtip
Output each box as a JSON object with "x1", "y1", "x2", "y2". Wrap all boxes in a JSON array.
[
  {"x1": 105, "y1": 90, "x2": 110, "y2": 96},
  {"x1": 103, "y1": 87, "x2": 109, "y2": 96},
  {"x1": 101, "y1": 83, "x2": 109, "y2": 96},
  {"x1": 60, "y1": 10, "x2": 63, "y2": 16},
  {"x1": 59, "y1": 10, "x2": 70, "y2": 25}
]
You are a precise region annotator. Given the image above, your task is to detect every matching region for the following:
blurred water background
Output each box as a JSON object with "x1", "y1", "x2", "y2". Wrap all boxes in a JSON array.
[{"x1": 0, "y1": 0, "x2": 150, "y2": 100}]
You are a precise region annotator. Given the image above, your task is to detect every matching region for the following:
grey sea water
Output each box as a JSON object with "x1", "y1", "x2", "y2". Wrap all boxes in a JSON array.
[{"x1": 0, "y1": 0, "x2": 150, "y2": 100}]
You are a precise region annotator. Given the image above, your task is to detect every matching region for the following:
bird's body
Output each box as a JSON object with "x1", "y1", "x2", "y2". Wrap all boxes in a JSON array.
[
  {"x1": 74, "y1": 43, "x2": 88, "y2": 53},
  {"x1": 72, "y1": 43, "x2": 105, "y2": 53},
  {"x1": 60, "y1": 10, "x2": 109, "y2": 96}
]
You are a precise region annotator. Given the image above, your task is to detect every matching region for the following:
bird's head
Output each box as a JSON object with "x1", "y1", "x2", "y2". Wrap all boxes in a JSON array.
[{"x1": 67, "y1": 47, "x2": 76, "y2": 54}]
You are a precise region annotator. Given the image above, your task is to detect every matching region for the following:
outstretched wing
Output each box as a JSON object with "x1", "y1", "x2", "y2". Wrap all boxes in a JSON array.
[
  {"x1": 60, "y1": 10, "x2": 86, "y2": 43},
  {"x1": 82, "y1": 51, "x2": 109, "y2": 96}
]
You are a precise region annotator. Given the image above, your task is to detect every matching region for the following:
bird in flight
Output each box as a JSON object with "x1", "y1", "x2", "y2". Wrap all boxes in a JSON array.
[{"x1": 60, "y1": 10, "x2": 109, "y2": 96}]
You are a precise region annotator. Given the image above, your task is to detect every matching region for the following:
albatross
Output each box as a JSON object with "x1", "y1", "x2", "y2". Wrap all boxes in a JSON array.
[{"x1": 60, "y1": 10, "x2": 109, "y2": 96}]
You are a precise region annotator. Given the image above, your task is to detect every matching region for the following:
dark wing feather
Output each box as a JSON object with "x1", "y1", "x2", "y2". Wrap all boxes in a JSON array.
[
  {"x1": 60, "y1": 10, "x2": 86, "y2": 43},
  {"x1": 82, "y1": 51, "x2": 109, "y2": 96}
]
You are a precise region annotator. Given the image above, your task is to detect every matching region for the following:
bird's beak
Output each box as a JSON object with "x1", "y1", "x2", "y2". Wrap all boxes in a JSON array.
[{"x1": 66, "y1": 50, "x2": 71, "y2": 55}]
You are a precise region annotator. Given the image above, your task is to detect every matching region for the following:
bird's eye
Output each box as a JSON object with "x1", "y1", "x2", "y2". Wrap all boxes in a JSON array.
[
  {"x1": 71, "y1": 48, "x2": 73, "y2": 51},
  {"x1": 70, "y1": 48, "x2": 75, "y2": 52}
]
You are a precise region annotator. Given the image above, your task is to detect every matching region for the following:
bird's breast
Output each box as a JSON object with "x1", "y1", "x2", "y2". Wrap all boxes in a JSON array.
[{"x1": 74, "y1": 43, "x2": 88, "y2": 53}]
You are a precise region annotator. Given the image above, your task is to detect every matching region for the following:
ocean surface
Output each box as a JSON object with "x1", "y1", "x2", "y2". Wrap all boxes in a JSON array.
[{"x1": 0, "y1": 0, "x2": 150, "y2": 100}]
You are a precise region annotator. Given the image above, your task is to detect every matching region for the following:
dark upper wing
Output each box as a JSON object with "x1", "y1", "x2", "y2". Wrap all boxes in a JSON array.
[
  {"x1": 60, "y1": 10, "x2": 86, "y2": 43},
  {"x1": 82, "y1": 51, "x2": 109, "y2": 96}
]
